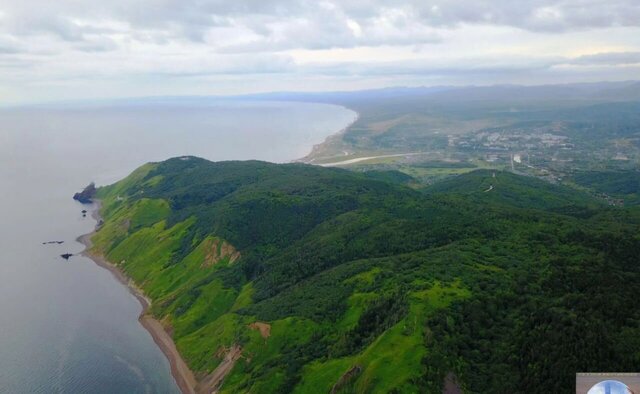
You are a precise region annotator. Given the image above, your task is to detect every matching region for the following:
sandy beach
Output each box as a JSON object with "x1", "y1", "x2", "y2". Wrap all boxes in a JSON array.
[
  {"x1": 296, "y1": 109, "x2": 360, "y2": 164},
  {"x1": 77, "y1": 201, "x2": 197, "y2": 394}
]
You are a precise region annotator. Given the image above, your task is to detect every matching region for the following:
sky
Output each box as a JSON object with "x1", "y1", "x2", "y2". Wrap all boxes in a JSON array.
[{"x1": 0, "y1": 0, "x2": 639, "y2": 104}]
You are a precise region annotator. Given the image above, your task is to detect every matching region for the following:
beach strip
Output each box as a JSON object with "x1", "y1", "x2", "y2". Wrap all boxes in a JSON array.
[{"x1": 77, "y1": 202, "x2": 197, "y2": 394}]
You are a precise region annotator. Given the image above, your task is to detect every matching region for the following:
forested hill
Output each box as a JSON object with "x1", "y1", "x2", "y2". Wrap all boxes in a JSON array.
[
  {"x1": 424, "y1": 169, "x2": 601, "y2": 211},
  {"x1": 91, "y1": 156, "x2": 640, "y2": 393}
]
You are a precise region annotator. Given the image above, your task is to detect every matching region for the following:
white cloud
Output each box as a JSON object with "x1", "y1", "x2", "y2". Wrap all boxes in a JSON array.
[{"x1": 568, "y1": 51, "x2": 640, "y2": 65}]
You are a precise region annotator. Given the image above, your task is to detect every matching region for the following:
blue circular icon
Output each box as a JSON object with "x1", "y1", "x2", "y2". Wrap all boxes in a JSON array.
[{"x1": 587, "y1": 380, "x2": 633, "y2": 394}]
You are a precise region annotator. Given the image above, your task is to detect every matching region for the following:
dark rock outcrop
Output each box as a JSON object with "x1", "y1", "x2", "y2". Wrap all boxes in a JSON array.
[
  {"x1": 73, "y1": 182, "x2": 96, "y2": 204},
  {"x1": 60, "y1": 253, "x2": 73, "y2": 260}
]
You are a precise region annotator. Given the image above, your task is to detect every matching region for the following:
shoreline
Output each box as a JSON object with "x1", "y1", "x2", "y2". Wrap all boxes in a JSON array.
[
  {"x1": 72, "y1": 104, "x2": 358, "y2": 393},
  {"x1": 296, "y1": 107, "x2": 360, "y2": 164},
  {"x1": 76, "y1": 201, "x2": 197, "y2": 394}
]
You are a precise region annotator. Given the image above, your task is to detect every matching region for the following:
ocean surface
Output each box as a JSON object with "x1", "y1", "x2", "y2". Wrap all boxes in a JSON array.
[{"x1": 0, "y1": 101, "x2": 355, "y2": 393}]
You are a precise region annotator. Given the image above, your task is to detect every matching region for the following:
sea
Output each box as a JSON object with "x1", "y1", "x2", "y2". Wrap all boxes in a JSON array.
[{"x1": 0, "y1": 100, "x2": 355, "y2": 393}]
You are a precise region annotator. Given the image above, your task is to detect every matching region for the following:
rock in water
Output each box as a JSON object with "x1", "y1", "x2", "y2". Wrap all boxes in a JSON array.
[
  {"x1": 60, "y1": 253, "x2": 73, "y2": 260},
  {"x1": 73, "y1": 182, "x2": 96, "y2": 204}
]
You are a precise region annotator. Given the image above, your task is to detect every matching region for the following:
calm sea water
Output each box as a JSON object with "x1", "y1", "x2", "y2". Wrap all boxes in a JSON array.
[{"x1": 0, "y1": 101, "x2": 355, "y2": 393}]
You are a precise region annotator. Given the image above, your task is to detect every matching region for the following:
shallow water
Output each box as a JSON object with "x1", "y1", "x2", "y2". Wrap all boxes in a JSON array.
[{"x1": 0, "y1": 101, "x2": 355, "y2": 393}]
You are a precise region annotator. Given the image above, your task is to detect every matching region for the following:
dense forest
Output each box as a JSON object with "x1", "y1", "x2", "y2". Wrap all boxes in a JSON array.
[{"x1": 91, "y1": 156, "x2": 640, "y2": 393}]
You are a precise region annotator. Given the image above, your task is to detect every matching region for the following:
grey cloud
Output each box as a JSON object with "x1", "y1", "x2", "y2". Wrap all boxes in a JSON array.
[
  {"x1": 73, "y1": 37, "x2": 118, "y2": 52},
  {"x1": 0, "y1": 0, "x2": 638, "y2": 103},
  {"x1": 117, "y1": 0, "x2": 640, "y2": 43},
  {"x1": 0, "y1": 57, "x2": 34, "y2": 69},
  {"x1": 0, "y1": 37, "x2": 27, "y2": 54},
  {"x1": 0, "y1": 0, "x2": 638, "y2": 51},
  {"x1": 143, "y1": 53, "x2": 296, "y2": 77},
  {"x1": 0, "y1": 45, "x2": 20, "y2": 54},
  {"x1": 3, "y1": 12, "x2": 118, "y2": 43},
  {"x1": 410, "y1": 0, "x2": 640, "y2": 32},
  {"x1": 222, "y1": 3, "x2": 445, "y2": 53}
]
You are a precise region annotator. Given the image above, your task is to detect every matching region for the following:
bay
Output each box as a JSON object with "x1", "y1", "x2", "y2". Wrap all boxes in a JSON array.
[{"x1": 0, "y1": 101, "x2": 355, "y2": 393}]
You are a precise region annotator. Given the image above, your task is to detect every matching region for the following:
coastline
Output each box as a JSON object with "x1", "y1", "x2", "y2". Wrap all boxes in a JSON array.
[
  {"x1": 71, "y1": 104, "x2": 359, "y2": 393},
  {"x1": 296, "y1": 107, "x2": 360, "y2": 164},
  {"x1": 77, "y1": 201, "x2": 197, "y2": 394}
]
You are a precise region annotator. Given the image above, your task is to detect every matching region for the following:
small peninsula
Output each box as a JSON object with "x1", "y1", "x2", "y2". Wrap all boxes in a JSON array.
[{"x1": 73, "y1": 182, "x2": 97, "y2": 204}]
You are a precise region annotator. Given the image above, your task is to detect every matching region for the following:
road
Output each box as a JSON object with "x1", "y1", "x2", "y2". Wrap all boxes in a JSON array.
[{"x1": 319, "y1": 152, "x2": 425, "y2": 167}]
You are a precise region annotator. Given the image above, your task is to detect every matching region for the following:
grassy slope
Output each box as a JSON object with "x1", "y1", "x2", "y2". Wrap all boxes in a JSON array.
[{"x1": 91, "y1": 157, "x2": 640, "y2": 393}]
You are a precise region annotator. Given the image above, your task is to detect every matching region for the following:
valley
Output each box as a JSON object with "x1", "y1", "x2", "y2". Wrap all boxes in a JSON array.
[{"x1": 291, "y1": 83, "x2": 640, "y2": 201}]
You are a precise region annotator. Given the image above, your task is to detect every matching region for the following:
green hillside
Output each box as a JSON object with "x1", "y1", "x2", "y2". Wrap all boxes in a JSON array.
[
  {"x1": 424, "y1": 169, "x2": 599, "y2": 211},
  {"x1": 569, "y1": 170, "x2": 640, "y2": 205},
  {"x1": 91, "y1": 157, "x2": 640, "y2": 393}
]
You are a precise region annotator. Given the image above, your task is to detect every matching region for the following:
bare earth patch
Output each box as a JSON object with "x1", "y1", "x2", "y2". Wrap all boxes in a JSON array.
[
  {"x1": 248, "y1": 322, "x2": 271, "y2": 339},
  {"x1": 198, "y1": 344, "x2": 243, "y2": 394},
  {"x1": 202, "y1": 238, "x2": 240, "y2": 268}
]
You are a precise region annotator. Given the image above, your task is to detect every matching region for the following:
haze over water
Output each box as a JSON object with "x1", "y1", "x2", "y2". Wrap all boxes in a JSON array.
[{"x1": 0, "y1": 101, "x2": 355, "y2": 393}]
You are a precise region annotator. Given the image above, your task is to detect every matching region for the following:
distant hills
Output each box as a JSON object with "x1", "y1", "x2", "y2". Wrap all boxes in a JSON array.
[
  {"x1": 20, "y1": 80, "x2": 640, "y2": 109},
  {"x1": 240, "y1": 80, "x2": 640, "y2": 105}
]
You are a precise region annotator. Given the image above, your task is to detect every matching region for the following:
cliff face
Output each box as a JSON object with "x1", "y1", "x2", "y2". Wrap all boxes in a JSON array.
[
  {"x1": 90, "y1": 157, "x2": 640, "y2": 393},
  {"x1": 73, "y1": 182, "x2": 96, "y2": 204}
]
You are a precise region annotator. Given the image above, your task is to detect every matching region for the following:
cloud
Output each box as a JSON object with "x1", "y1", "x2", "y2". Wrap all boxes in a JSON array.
[
  {"x1": 147, "y1": 53, "x2": 296, "y2": 76},
  {"x1": 0, "y1": 36, "x2": 24, "y2": 54},
  {"x1": 297, "y1": 55, "x2": 563, "y2": 78},
  {"x1": 216, "y1": 11, "x2": 442, "y2": 53},
  {"x1": 0, "y1": 44, "x2": 20, "y2": 54},
  {"x1": 298, "y1": 51, "x2": 640, "y2": 78},
  {"x1": 410, "y1": 0, "x2": 640, "y2": 32},
  {"x1": 568, "y1": 51, "x2": 640, "y2": 65},
  {"x1": 72, "y1": 37, "x2": 118, "y2": 52},
  {"x1": 1, "y1": 0, "x2": 638, "y2": 49},
  {"x1": 0, "y1": 0, "x2": 638, "y2": 103}
]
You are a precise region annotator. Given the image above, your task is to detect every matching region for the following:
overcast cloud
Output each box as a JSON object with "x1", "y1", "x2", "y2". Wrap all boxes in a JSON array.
[{"x1": 0, "y1": 0, "x2": 638, "y2": 104}]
